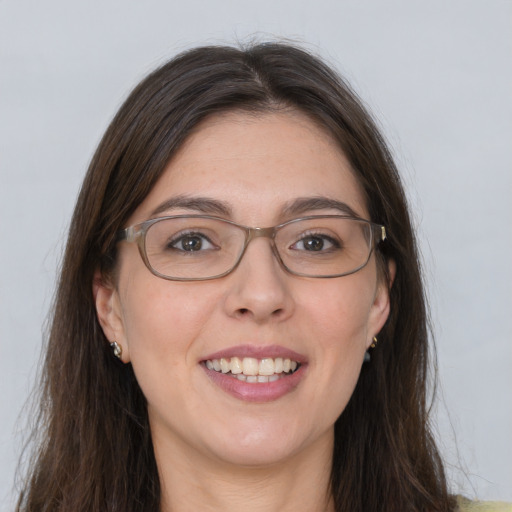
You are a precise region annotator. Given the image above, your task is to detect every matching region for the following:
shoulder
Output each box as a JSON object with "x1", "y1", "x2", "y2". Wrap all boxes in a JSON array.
[{"x1": 456, "y1": 496, "x2": 512, "y2": 512}]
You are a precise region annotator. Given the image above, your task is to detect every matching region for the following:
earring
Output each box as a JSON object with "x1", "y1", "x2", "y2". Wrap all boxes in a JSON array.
[
  {"x1": 364, "y1": 336, "x2": 378, "y2": 363},
  {"x1": 110, "y1": 341, "x2": 122, "y2": 359}
]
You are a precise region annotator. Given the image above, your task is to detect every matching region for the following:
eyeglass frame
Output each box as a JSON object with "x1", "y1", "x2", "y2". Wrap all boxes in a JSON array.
[{"x1": 116, "y1": 214, "x2": 387, "y2": 281}]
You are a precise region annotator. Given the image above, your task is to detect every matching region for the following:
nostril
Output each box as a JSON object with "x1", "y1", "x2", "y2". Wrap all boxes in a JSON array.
[{"x1": 236, "y1": 306, "x2": 284, "y2": 318}]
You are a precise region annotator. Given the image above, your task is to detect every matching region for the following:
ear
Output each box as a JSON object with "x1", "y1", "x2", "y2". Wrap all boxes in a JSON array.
[
  {"x1": 366, "y1": 259, "x2": 396, "y2": 349},
  {"x1": 93, "y1": 270, "x2": 130, "y2": 363}
]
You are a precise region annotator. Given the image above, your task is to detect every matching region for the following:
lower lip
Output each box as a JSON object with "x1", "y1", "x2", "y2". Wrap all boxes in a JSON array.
[{"x1": 202, "y1": 365, "x2": 306, "y2": 402}]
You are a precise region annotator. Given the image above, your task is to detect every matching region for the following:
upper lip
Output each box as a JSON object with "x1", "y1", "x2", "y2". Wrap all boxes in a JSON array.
[{"x1": 202, "y1": 344, "x2": 307, "y2": 363}]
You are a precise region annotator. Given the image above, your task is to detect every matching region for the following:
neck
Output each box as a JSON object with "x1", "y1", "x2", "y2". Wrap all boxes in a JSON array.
[{"x1": 154, "y1": 429, "x2": 335, "y2": 512}]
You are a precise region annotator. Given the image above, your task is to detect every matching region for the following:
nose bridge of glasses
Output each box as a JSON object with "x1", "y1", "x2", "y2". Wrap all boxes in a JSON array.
[
  {"x1": 239, "y1": 225, "x2": 281, "y2": 262},
  {"x1": 245, "y1": 226, "x2": 277, "y2": 242}
]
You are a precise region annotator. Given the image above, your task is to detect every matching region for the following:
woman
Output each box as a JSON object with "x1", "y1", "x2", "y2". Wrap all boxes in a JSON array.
[{"x1": 16, "y1": 43, "x2": 507, "y2": 512}]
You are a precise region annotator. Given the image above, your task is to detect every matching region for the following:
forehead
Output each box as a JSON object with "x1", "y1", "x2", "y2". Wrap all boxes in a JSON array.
[{"x1": 131, "y1": 110, "x2": 368, "y2": 223}]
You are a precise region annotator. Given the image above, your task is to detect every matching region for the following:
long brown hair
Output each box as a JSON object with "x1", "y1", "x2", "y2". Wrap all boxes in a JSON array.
[{"x1": 17, "y1": 42, "x2": 455, "y2": 511}]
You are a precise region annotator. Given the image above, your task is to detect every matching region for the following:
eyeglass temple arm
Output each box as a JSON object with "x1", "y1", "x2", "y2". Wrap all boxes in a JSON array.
[{"x1": 116, "y1": 226, "x2": 137, "y2": 243}]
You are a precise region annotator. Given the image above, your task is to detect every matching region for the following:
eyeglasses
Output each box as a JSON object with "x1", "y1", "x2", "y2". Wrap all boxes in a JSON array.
[{"x1": 117, "y1": 215, "x2": 386, "y2": 281}]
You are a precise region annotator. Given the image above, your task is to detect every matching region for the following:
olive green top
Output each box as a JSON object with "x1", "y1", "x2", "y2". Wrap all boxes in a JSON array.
[{"x1": 457, "y1": 496, "x2": 512, "y2": 512}]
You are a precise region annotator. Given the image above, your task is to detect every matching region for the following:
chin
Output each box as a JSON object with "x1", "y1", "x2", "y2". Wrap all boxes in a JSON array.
[
  {"x1": 210, "y1": 441, "x2": 303, "y2": 468},
  {"x1": 202, "y1": 419, "x2": 330, "y2": 469}
]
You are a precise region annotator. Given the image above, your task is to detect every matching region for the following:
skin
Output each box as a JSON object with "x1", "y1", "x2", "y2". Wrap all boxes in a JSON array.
[{"x1": 95, "y1": 110, "x2": 393, "y2": 512}]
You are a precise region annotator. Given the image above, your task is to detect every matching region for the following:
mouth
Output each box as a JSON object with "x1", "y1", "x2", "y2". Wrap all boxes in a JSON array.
[
  {"x1": 204, "y1": 356, "x2": 300, "y2": 383},
  {"x1": 201, "y1": 346, "x2": 307, "y2": 402}
]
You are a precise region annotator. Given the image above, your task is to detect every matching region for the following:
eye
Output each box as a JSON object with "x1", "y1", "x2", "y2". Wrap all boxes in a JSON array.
[
  {"x1": 291, "y1": 234, "x2": 340, "y2": 252},
  {"x1": 168, "y1": 232, "x2": 217, "y2": 252}
]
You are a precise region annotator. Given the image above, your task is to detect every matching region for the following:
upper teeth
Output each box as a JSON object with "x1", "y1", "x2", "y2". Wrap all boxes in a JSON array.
[{"x1": 205, "y1": 357, "x2": 298, "y2": 376}]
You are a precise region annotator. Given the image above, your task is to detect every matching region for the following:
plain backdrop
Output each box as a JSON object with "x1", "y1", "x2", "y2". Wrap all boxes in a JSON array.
[{"x1": 1, "y1": 0, "x2": 511, "y2": 509}]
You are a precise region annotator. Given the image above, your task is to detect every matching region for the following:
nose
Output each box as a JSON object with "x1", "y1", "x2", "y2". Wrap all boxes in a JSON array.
[{"x1": 223, "y1": 236, "x2": 295, "y2": 323}]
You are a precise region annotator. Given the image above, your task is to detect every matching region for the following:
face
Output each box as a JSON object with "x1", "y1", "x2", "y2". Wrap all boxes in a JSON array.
[{"x1": 95, "y1": 110, "x2": 391, "y2": 470}]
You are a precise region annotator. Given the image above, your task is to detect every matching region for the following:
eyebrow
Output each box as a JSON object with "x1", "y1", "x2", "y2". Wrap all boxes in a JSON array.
[
  {"x1": 151, "y1": 195, "x2": 232, "y2": 217},
  {"x1": 150, "y1": 195, "x2": 361, "y2": 220},
  {"x1": 280, "y1": 197, "x2": 361, "y2": 218}
]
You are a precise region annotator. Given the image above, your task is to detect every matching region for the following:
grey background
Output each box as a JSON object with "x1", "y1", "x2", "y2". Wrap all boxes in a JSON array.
[{"x1": 1, "y1": 0, "x2": 511, "y2": 509}]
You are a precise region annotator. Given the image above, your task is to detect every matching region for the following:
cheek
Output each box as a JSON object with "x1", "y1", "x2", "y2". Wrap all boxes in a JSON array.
[
  {"x1": 118, "y1": 278, "x2": 222, "y2": 418},
  {"x1": 119, "y1": 274, "x2": 219, "y2": 366},
  {"x1": 299, "y1": 278, "x2": 375, "y2": 408},
  {"x1": 303, "y1": 277, "x2": 375, "y2": 347}
]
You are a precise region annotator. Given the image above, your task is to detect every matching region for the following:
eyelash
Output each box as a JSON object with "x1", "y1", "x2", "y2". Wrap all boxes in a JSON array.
[{"x1": 291, "y1": 231, "x2": 341, "y2": 251}]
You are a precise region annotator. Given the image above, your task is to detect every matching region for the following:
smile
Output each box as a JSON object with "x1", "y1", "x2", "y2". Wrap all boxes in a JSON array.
[
  {"x1": 205, "y1": 357, "x2": 300, "y2": 383},
  {"x1": 201, "y1": 346, "x2": 306, "y2": 402}
]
